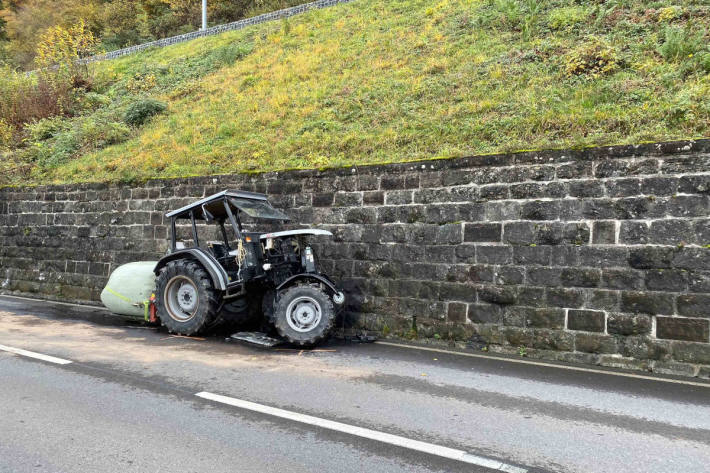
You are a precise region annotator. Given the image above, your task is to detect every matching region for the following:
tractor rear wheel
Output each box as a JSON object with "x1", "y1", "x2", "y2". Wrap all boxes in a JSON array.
[
  {"x1": 218, "y1": 296, "x2": 261, "y2": 329},
  {"x1": 272, "y1": 284, "x2": 335, "y2": 347},
  {"x1": 155, "y1": 259, "x2": 221, "y2": 336}
]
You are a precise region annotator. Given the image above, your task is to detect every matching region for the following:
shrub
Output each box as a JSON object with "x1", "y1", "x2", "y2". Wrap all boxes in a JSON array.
[
  {"x1": 26, "y1": 117, "x2": 69, "y2": 141},
  {"x1": 25, "y1": 111, "x2": 131, "y2": 167},
  {"x1": 79, "y1": 118, "x2": 131, "y2": 149},
  {"x1": 564, "y1": 37, "x2": 621, "y2": 78},
  {"x1": 0, "y1": 66, "x2": 74, "y2": 129},
  {"x1": 77, "y1": 92, "x2": 112, "y2": 111},
  {"x1": 123, "y1": 99, "x2": 167, "y2": 126},
  {"x1": 548, "y1": 6, "x2": 590, "y2": 30},
  {"x1": 658, "y1": 25, "x2": 706, "y2": 63},
  {"x1": 0, "y1": 120, "x2": 13, "y2": 150},
  {"x1": 656, "y1": 6, "x2": 682, "y2": 23}
]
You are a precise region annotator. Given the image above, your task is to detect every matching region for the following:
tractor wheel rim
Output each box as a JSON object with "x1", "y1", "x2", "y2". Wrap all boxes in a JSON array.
[
  {"x1": 286, "y1": 296, "x2": 322, "y2": 333},
  {"x1": 165, "y1": 276, "x2": 199, "y2": 322}
]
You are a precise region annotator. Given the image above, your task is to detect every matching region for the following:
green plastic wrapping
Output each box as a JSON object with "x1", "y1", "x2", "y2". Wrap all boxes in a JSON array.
[{"x1": 100, "y1": 261, "x2": 158, "y2": 317}]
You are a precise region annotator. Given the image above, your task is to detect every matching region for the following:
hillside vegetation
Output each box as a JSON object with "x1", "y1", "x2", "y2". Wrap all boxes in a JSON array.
[
  {"x1": 0, "y1": 0, "x2": 309, "y2": 68},
  {"x1": 2, "y1": 0, "x2": 710, "y2": 185}
]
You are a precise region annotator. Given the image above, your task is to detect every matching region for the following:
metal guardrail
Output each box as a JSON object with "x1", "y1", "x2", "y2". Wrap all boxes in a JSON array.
[{"x1": 81, "y1": 0, "x2": 355, "y2": 64}]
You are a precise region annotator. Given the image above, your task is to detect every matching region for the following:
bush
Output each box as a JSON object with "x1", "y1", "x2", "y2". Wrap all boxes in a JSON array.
[
  {"x1": 25, "y1": 112, "x2": 131, "y2": 167},
  {"x1": 658, "y1": 25, "x2": 706, "y2": 63},
  {"x1": 0, "y1": 120, "x2": 13, "y2": 150},
  {"x1": 26, "y1": 117, "x2": 69, "y2": 141},
  {"x1": 548, "y1": 6, "x2": 590, "y2": 30},
  {"x1": 564, "y1": 37, "x2": 621, "y2": 78},
  {"x1": 0, "y1": 66, "x2": 74, "y2": 129},
  {"x1": 123, "y1": 99, "x2": 167, "y2": 126}
]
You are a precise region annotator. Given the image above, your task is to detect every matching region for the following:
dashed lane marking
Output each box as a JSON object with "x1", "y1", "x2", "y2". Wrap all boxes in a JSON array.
[{"x1": 0, "y1": 344, "x2": 73, "y2": 365}]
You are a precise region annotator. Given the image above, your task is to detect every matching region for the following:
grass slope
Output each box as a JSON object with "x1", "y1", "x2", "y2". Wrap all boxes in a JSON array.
[{"x1": 12, "y1": 0, "x2": 710, "y2": 184}]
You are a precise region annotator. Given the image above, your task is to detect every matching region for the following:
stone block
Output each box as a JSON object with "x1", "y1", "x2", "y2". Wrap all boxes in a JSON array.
[
  {"x1": 363, "y1": 191, "x2": 384, "y2": 205},
  {"x1": 447, "y1": 302, "x2": 468, "y2": 323},
  {"x1": 567, "y1": 309, "x2": 605, "y2": 332},
  {"x1": 521, "y1": 201, "x2": 559, "y2": 220},
  {"x1": 546, "y1": 288, "x2": 585, "y2": 308},
  {"x1": 479, "y1": 185, "x2": 509, "y2": 200},
  {"x1": 493, "y1": 266, "x2": 525, "y2": 285},
  {"x1": 513, "y1": 245, "x2": 550, "y2": 266},
  {"x1": 464, "y1": 223, "x2": 501, "y2": 242},
  {"x1": 619, "y1": 221, "x2": 650, "y2": 244},
  {"x1": 468, "y1": 303, "x2": 503, "y2": 324},
  {"x1": 526, "y1": 267, "x2": 562, "y2": 287},
  {"x1": 525, "y1": 308, "x2": 566, "y2": 329},
  {"x1": 385, "y1": 190, "x2": 413, "y2": 205},
  {"x1": 476, "y1": 245, "x2": 511, "y2": 265},
  {"x1": 607, "y1": 313, "x2": 652, "y2": 336},
  {"x1": 516, "y1": 287, "x2": 547, "y2": 307},
  {"x1": 312, "y1": 193, "x2": 334, "y2": 207},
  {"x1": 666, "y1": 195, "x2": 709, "y2": 218},
  {"x1": 678, "y1": 175, "x2": 710, "y2": 194},
  {"x1": 560, "y1": 268, "x2": 601, "y2": 288},
  {"x1": 676, "y1": 294, "x2": 710, "y2": 318},
  {"x1": 531, "y1": 329, "x2": 574, "y2": 351},
  {"x1": 644, "y1": 269, "x2": 688, "y2": 292},
  {"x1": 578, "y1": 247, "x2": 628, "y2": 268},
  {"x1": 438, "y1": 282, "x2": 476, "y2": 303},
  {"x1": 641, "y1": 177, "x2": 678, "y2": 196},
  {"x1": 605, "y1": 178, "x2": 640, "y2": 197},
  {"x1": 510, "y1": 182, "x2": 566, "y2": 199},
  {"x1": 485, "y1": 201, "x2": 521, "y2": 221},
  {"x1": 568, "y1": 180, "x2": 604, "y2": 198},
  {"x1": 621, "y1": 337, "x2": 671, "y2": 361},
  {"x1": 478, "y1": 286, "x2": 517, "y2": 305},
  {"x1": 602, "y1": 269, "x2": 644, "y2": 290},
  {"x1": 592, "y1": 221, "x2": 616, "y2": 244},
  {"x1": 503, "y1": 222, "x2": 535, "y2": 245},
  {"x1": 621, "y1": 291, "x2": 674, "y2": 315},
  {"x1": 628, "y1": 247, "x2": 674, "y2": 269},
  {"x1": 671, "y1": 248, "x2": 710, "y2": 271},
  {"x1": 656, "y1": 317, "x2": 709, "y2": 342},
  {"x1": 671, "y1": 341, "x2": 710, "y2": 365},
  {"x1": 649, "y1": 220, "x2": 694, "y2": 245},
  {"x1": 574, "y1": 333, "x2": 618, "y2": 354}
]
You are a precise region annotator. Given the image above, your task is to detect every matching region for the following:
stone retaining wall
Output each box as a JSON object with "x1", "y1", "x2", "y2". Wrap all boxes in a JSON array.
[{"x1": 1, "y1": 140, "x2": 709, "y2": 377}]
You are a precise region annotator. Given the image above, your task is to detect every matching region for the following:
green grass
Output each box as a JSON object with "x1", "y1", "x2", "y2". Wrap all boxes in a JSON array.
[{"x1": 5, "y1": 0, "x2": 710, "y2": 185}]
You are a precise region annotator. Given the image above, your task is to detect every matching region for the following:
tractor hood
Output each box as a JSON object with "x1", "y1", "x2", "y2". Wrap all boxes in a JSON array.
[{"x1": 259, "y1": 229, "x2": 333, "y2": 239}]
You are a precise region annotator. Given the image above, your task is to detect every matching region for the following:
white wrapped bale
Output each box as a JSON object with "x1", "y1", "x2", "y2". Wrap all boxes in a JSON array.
[{"x1": 100, "y1": 261, "x2": 158, "y2": 317}]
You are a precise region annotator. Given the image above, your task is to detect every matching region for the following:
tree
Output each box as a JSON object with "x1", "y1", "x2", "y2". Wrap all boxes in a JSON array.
[
  {"x1": 0, "y1": 1, "x2": 7, "y2": 42},
  {"x1": 35, "y1": 18, "x2": 97, "y2": 77}
]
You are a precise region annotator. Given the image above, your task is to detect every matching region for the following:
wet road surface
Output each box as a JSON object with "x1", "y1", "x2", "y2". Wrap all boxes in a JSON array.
[{"x1": 1, "y1": 295, "x2": 709, "y2": 473}]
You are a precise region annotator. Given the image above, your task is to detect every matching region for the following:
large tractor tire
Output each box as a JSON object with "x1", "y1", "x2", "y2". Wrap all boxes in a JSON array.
[
  {"x1": 272, "y1": 284, "x2": 335, "y2": 347},
  {"x1": 155, "y1": 260, "x2": 221, "y2": 336},
  {"x1": 217, "y1": 296, "x2": 262, "y2": 329}
]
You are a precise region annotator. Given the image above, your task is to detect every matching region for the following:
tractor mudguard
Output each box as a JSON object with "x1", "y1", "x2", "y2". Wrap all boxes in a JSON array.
[
  {"x1": 276, "y1": 273, "x2": 344, "y2": 302},
  {"x1": 154, "y1": 248, "x2": 229, "y2": 291}
]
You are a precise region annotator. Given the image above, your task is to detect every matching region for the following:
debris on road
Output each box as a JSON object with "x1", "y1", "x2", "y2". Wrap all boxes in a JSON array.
[{"x1": 230, "y1": 332, "x2": 284, "y2": 348}]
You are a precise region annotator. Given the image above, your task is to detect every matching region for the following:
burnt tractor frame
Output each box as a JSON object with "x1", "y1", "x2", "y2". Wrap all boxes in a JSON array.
[{"x1": 153, "y1": 190, "x2": 344, "y2": 346}]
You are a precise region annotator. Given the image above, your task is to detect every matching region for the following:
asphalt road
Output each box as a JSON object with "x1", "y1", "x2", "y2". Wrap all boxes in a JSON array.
[{"x1": 1, "y1": 295, "x2": 709, "y2": 473}]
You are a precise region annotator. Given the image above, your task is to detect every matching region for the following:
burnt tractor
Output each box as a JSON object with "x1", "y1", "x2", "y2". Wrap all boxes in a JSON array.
[{"x1": 148, "y1": 190, "x2": 344, "y2": 346}]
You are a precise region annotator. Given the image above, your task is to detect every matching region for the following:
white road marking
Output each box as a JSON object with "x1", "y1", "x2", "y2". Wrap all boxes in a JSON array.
[
  {"x1": 0, "y1": 344, "x2": 72, "y2": 365},
  {"x1": 196, "y1": 391, "x2": 527, "y2": 473},
  {"x1": 0, "y1": 294, "x2": 107, "y2": 311},
  {"x1": 375, "y1": 341, "x2": 710, "y2": 389}
]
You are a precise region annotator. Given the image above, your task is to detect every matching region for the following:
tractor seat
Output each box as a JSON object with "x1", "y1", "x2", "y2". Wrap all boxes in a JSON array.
[{"x1": 207, "y1": 241, "x2": 230, "y2": 261}]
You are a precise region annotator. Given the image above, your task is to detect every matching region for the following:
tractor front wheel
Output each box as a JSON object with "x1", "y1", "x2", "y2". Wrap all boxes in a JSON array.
[
  {"x1": 155, "y1": 260, "x2": 221, "y2": 336},
  {"x1": 272, "y1": 284, "x2": 335, "y2": 347}
]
